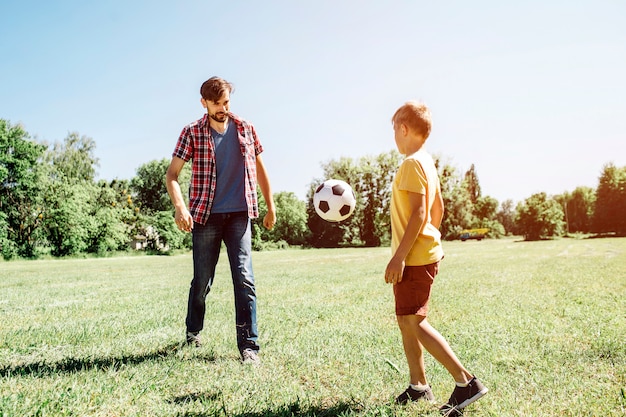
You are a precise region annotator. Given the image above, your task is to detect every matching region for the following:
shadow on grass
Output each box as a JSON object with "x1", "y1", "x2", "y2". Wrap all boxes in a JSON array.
[
  {"x1": 0, "y1": 342, "x2": 217, "y2": 377},
  {"x1": 175, "y1": 399, "x2": 366, "y2": 417}
]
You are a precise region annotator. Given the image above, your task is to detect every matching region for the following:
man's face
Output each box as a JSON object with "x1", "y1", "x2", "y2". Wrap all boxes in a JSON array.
[{"x1": 201, "y1": 90, "x2": 230, "y2": 123}]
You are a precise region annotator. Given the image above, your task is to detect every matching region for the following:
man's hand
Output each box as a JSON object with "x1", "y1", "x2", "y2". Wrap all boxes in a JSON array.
[
  {"x1": 175, "y1": 207, "x2": 194, "y2": 233},
  {"x1": 263, "y1": 209, "x2": 276, "y2": 230},
  {"x1": 385, "y1": 257, "x2": 404, "y2": 284}
]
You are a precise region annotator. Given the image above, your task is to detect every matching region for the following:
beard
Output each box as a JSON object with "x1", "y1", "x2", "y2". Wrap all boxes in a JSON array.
[{"x1": 209, "y1": 111, "x2": 228, "y2": 123}]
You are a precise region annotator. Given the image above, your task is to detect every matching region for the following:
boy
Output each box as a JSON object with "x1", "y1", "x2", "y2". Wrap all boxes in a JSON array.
[{"x1": 385, "y1": 101, "x2": 488, "y2": 415}]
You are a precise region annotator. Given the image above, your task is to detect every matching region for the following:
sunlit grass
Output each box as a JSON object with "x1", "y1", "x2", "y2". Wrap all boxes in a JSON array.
[{"x1": 1, "y1": 238, "x2": 625, "y2": 416}]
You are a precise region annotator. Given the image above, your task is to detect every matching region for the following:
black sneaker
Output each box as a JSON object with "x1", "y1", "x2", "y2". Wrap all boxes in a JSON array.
[
  {"x1": 395, "y1": 385, "x2": 435, "y2": 404},
  {"x1": 439, "y1": 377, "x2": 488, "y2": 415},
  {"x1": 186, "y1": 331, "x2": 201, "y2": 347}
]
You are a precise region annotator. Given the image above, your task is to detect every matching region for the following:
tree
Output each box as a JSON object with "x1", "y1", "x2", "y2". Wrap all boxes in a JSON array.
[
  {"x1": 0, "y1": 120, "x2": 47, "y2": 258},
  {"x1": 44, "y1": 132, "x2": 99, "y2": 182},
  {"x1": 436, "y1": 158, "x2": 474, "y2": 239},
  {"x1": 87, "y1": 180, "x2": 140, "y2": 254},
  {"x1": 464, "y1": 164, "x2": 481, "y2": 204},
  {"x1": 593, "y1": 163, "x2": 626, "y2": 235},
  {"x1": 131, "y1": 158, "x2": 190, "y2": 213},
  {"x1": 558, "y1": 187, "x2": 595, "y2": 234},
  {"x1": 472, "y1": 195, "x2": 505, "y2": 238},
  {"x1": 354, "y1": 151, "x2": 401, "y2": 246},
  {"x1": 128, "y1": 158, "x2": 191, "y2": 252},
  {"x1": 473, "y1": 195, "x2": 499, "y2": 223},
  {"x1": 40, "y1": 176, "x2": 143, "y2": 256},
  {"x1": 496, "y1": 199, "x2": 518, "y2": 235},
  {"x1": 42, "y1": 181, "x2": 95, "y2": 256},
  {"x1": 142, "y1": 211, "x2": 188, "y2": 251},
  {"x1": 516, "y1": 192, "x2": 565, "y2": 240},
  {"x1": 254, "y1": 191, "x2": 310, "y2": 247}
]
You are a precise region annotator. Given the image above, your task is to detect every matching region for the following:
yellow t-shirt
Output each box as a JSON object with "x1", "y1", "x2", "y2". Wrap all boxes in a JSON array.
[{"x1": 391, "y1": 149, "x2": 444, "y2": 266}]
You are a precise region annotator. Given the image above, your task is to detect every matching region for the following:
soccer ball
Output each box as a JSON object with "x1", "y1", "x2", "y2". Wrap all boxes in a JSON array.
[{"x1": 313, "y1": 179, "x2": 356, "y2": 222}]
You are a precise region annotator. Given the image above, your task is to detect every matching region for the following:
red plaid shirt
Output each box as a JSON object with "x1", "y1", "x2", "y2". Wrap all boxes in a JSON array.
[{"x1": 172, "y1": 112, "x2": 264, "y2": 225}]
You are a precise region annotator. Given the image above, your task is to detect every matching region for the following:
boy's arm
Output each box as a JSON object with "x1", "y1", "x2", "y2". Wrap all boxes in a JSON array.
[{"x1": 385, "y1": 191, "x2": 426, "y2": 285}]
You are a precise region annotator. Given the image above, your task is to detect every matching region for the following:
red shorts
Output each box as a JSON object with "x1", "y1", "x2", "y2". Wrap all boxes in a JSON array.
[{"x1": 393, "y1": 262, "x2": 440, "y2": 316}]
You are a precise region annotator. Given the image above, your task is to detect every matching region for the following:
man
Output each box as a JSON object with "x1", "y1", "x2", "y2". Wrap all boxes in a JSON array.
[{"x1": 166, "y1": 76, "x2": 276, "y2": 364}]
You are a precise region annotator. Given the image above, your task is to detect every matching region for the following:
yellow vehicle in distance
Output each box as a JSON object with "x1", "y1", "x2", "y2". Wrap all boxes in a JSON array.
[{"x1": 459, "y1": 228, "x2": 489, "y2": 241}]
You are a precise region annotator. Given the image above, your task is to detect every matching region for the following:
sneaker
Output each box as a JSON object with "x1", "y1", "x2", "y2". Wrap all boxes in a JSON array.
[
  {"x1": 241, "y1": 348, "x2": 260, "y2": 365},
  {"x1": 186, "y1": 331, "x2": 201, "y2": 347},
  {"x1": 395, "y1": 385, "x2": 435, "y2": 404},
  {"x1": 439, "y1": 377, "x2": 488, "y2": 415}
]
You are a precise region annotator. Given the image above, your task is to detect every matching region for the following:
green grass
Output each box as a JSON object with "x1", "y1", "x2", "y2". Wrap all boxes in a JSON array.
[{"x1": 1, "y1": 237, "x2": 625, "y2": 416}]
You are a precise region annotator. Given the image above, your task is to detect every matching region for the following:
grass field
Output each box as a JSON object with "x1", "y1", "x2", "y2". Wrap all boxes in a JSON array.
[{"x1": 1, "y1": 237, "x2": 625, "y2": 416}]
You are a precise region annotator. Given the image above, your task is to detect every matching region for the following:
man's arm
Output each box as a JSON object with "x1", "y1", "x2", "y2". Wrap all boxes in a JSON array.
[
  {"x1": 166, "y1": 156, "x2": 193, "y2": 232},
  {"x1": 385, "y1": 191, "x2": 426, "y2": 284},
  {"x1": 256, "y1": 154, "x2": 276, "y2": 230}
]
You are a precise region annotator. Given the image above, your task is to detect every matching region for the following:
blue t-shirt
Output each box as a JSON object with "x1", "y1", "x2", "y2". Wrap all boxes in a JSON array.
[{"x1": 210, "y1": 121, "x2": 248, "y2": 214}]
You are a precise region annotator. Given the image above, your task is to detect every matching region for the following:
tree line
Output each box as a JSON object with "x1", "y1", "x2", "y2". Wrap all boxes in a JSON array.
[{"x1": 1, "y1": 119, "x2": 624, "y2": 259}]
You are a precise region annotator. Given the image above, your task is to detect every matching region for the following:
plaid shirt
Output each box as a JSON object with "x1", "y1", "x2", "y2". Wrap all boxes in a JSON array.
[{"x1": 172, "y1": 112, "x2": 264, "y2": 225}]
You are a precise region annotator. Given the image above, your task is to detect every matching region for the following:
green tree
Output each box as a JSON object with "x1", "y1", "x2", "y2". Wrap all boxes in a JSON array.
[
  {"x1": 472, "y1": 195, "x2": 505, "y2": 238},
  {"x1": 516, "y1": 192, "x2": 565, "y2": 240},
  {"x1": 40, "y1": 178, "x2": 141, "y2": 257},
  {"x1": 254, "y1": 191, "x2": 309, "y2": 247},
  {"x1": 129, "y1": 158, "x2": 191, "y2": 252},
  {"x1": 131, "y1": 158, "x2": 190, "y2": 213},
  {"x1": 473, "y1": 195, "x2": 499, "y2": 223},
  {"x1": 436, "y1": 158, "x2": 474, "y2": 239},
  {"x1": 593, "y1": 163, "x2": 626, "y2": 235},
  {"x1": 496, "y1": 199, "x2": 518, "y2": 235},
  {"x1": 354, "y1": 151, "x2": 401, "y2": 247},
  {"x1": 0, "y1": 211, "x2": 15, "y2": 259},
  {"x1": 464, "y1": 163, "x2": 481, "y2": 204},
  {"x1": 0, "y1": 120, "x2": 47, "y2": 258},
  {"x1": 44, "y1": 132, "x2": 99, "y2": 182},
  {"x1": 42, "y1": 181, "x2": 95, "y2": 256},
  {"x1": 87, "y1": 180, "x2": 139, "y2": 254},
  {"x1": 140, "y1": 211, "x2": 187, "y2": 251},
  {"x1": 557, "y1": 187, "x2": 595, "y2": 234}
]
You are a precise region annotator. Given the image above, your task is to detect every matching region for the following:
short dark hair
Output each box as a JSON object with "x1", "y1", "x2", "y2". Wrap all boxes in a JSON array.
[{"x1": 200, "y1": 77, "x2": 234, "y2": 102}]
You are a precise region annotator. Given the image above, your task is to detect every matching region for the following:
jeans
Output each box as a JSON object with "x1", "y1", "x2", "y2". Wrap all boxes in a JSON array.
[{"x1": 187, "y1": 211, "x2": 259, "y2": 352}]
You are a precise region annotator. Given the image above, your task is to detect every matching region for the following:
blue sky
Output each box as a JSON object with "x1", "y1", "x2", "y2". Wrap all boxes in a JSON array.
[{"x1": 1, "y1": 0, "x2": 624, "y2": 204}]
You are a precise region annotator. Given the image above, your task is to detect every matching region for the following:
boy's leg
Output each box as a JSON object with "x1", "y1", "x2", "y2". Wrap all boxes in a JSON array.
[
  {"x1": 395, "y1": 314, "x2": 436, "y2": 404},
  {"x1": 396, "y1": 315, "x2": 427, "y2": 385},
  {"x1": 415, "y1": 318, "x2": 473, "y2": 384},
  {"x1": 415, "y1": 318, "x2": 489, "y2": 412},
  {"x1": 394, "y1": 264, "x2": 487, "y2": 411},
  {"x1": 394, "y1": 264, "x2": 439, "y2": 404}
]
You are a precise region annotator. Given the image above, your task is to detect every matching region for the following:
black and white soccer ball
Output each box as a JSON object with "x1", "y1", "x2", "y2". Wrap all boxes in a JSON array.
[{"x1": 313, "y1": 179, "x2": 356, "y2": 222}]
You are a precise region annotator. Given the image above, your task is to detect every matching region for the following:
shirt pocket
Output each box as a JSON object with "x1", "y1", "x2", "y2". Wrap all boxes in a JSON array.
[{"x1": 239, "y1": 133, "x2": 256, "y2": 157}]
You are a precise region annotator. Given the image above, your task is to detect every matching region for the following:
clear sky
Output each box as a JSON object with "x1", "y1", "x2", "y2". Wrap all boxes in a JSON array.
[{"x1": 1, "y1": 0, "x2": 624, "y2": 204}]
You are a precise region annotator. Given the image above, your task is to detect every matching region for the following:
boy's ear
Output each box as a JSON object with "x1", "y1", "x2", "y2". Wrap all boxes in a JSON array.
[{"x1": 401, "y1": 123, "x2": 409, "y2": 136}]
